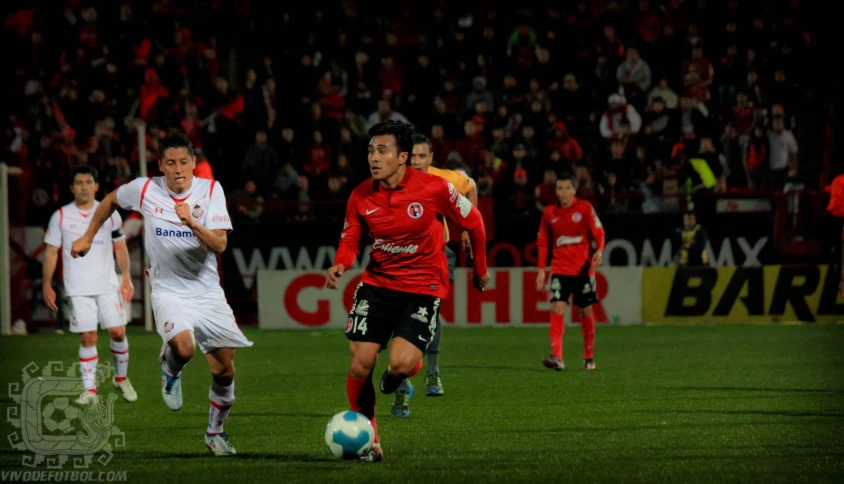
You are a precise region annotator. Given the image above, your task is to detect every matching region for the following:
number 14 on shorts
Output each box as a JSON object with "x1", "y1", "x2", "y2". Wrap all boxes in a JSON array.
[{"x1": 346, "y1": 316, "x2": 368, "y2": 335}]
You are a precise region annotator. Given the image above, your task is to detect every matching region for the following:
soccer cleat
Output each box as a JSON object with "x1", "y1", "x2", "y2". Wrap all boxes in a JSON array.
[
  {"x1": 75, "y1": 390, "x2": 98, "y2": 405},
  {"x1": 113, "y1": 378, "x2": 138, "y2": 402},
  {"x1": 425, "y1": 372, "x2": 444, "y2": 396},
  {"x1": 542, "y1": 355, "x2": 565, "y2": 371},
  {"x1": 584, "y1": 358, "x2": 596, "y2": 371},
  {"x1": 161, "y1": 364, "x2": 182, "y2": 411},
  {"x1": 205, "y1": 432, "x2": 236, "y2": 456},
  {"x1": 359, "y1": 443, "x2": 383, "y2": 463},
  {"x1": 390, "y1": 381, "x2": 414, "y2": 418}
]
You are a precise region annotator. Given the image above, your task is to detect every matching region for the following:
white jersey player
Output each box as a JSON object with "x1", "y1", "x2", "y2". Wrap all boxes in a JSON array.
[
  {"x1": 42, "y1": 165, "x2": 137, "y2": 404},
  {"x1": 70, "y1": 132, "x2": 251, "y2": 456}
]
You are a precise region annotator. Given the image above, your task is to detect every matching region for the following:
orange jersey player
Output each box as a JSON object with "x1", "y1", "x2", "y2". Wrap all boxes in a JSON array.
[{"x1": 535, "y1": 172, "x2": 605, "y2": 371}]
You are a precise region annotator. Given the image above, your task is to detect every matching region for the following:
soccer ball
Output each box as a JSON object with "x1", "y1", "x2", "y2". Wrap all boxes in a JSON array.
[{"x1": 324, "y1": 410, "x2": 374, "y2": 458}]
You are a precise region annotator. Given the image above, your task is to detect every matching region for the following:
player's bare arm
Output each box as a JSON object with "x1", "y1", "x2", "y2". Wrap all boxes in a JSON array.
[
  {"x1": 114, "y1": 239, "x2": 134, "y2": 302},
  {"x1": 71, "y1": 190, "x2": 119, "y2": 258},
  {"x1": 42, "y1": 244, "x2": 60, "y2": 311},
  {"x1": 176, "y1": 202, "x2": 228, "y2": 253}
]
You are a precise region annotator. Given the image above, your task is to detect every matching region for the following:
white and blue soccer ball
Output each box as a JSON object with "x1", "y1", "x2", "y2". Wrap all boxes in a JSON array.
[{"x1": 324, "y1": 410, "x2": 374, "y2": 458}]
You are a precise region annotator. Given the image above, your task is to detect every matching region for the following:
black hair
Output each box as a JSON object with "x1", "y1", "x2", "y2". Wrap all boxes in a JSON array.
[
  {"x1": 159, "y1": 131, "x2": 195, "y2": 158},
  {"x1": 557, "y1": 171, "x2": 577, "y2": 187},
  {"x1": 70, "y1": 164, "x2": 98, "y2": 184},
  {"x1": 411, "y1": 133, "x2": 432, "y2": 151},
  {"x1": 368, "y1": 120, "x2": 414, "y2": 160}
]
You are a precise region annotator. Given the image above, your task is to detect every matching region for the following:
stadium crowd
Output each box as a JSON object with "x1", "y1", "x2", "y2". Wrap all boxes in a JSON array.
[{"x1": 3, "y1": 0, "x2": 825, "y2": 232}]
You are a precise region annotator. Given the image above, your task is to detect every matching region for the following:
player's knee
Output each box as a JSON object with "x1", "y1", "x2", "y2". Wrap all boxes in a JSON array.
[
  {"x1": 552, "y1": 303, "x2": 566, "y2": 316},
  {"x1": 579, "y1": 306, "x2": 593, "y2": 317},
  {"x1": 349, "y1": 360, "x2": 374, "y2": 380},
  {"x1": 170, "y1": 333, "x2": 195, "y2": 361},
  {"x1": 388, "y1": 354, "x2": 419, "y2": 377},
  {"x1": 108, "y1": 327, "x2": 125, "y2": 342},
  {"x1": 80, "y1": 331, "x2": 97, "y2": 347},
  {"x1": 212, "y1": 364, "x2": 234, "y2": 386}
]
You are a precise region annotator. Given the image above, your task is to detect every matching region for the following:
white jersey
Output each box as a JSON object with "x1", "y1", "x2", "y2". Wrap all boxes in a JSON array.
[
  {"x1": 116, "y1": 176, "x2": 232, "y2": 297},
  {"x1": 44, "y1": 201, "x2": 124, "y2": 297}
]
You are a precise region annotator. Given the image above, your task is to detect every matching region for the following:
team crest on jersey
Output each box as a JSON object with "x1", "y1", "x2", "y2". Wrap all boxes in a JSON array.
[
  {"x1": 571, "y1": 212, "x2": 582, "y2": 223},
  {"x1": 407, "y1": 202, "x2": 424, "y2": 219},
  {"x1": 164, "y1": 321, "x2": 174, "y2": 333},
  {"x1": 192, "y1": 204, "x2": 204, "y2": 219},
  {"x1": 345, "y1": 318, "x2": 354, "y2": 333}
]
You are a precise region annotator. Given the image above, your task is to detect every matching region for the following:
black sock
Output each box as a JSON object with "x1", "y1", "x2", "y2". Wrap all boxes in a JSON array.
[{"x1": 379, "y1": 368, "x2": 404, "y2": 394}]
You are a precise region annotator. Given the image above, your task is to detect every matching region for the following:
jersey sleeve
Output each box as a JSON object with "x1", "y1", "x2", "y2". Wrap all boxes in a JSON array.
[
  {"x1": 44, "y1": 210, "x2": 62, "y2": 248},
  {"x1": 448, "y1": 170, "x2": 473, "y2": 196},
  {"x1": 110, "y1": 212, "x2": 125, "y2": 241},
  {"x1": 116, "y1": 177, "x2": 150, "y2": 211},
  {"x1": 435, "y1": 180, "x2": 487, "y2": 277},
  {"x1": 334, "y1": 189, "x2": 363, "y2": 269},
  {"x1": 587, "y1": 203, "x2": 606, "y2": 252},
  {"x1": 536, "y1": 208, "x2": 550, "y2": 270},
  {"x1": 206, "y1": 181, "x2": 233, "y2": 232}
]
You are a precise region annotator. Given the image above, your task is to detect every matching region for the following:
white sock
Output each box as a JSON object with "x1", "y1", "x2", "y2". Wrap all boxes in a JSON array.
[
  {"x1": 110, "y1": 339, "x2": 129, "y2": 381},
  {"x1": 79, "y1": 346, "x2": 98, "y2": 393},
  {"x1": 163, "y1": 346, "x2": 187, "y2": 379},
  {"x1": 207, "y1": 381, "x2": 235, "y2": 435}
]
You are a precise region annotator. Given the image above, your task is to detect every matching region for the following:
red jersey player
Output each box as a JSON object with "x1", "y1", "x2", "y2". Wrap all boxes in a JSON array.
[
  {"x1": 326, "y1": 120, "x2": 490, "y2": 462},
  {"x1": 535, "y1": 172, "x2": 605, "y2": 371}
]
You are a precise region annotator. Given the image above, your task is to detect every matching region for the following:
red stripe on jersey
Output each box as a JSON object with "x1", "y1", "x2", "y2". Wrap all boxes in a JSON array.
[
  {"x1": 139, "y1": 178, "x2": 153, "y2": 209},
  {"x1": 210, "y1": 180, "x2": 216, "y2": 199},
  {"x1": 59, "y1": 208, "x2": 63, "y2": 228},
  {"x1": 170, "y1": 194, "x2": 189, "y2": 202}
]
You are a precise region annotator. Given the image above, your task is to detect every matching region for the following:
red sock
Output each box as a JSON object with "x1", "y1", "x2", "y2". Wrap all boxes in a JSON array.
[
  {"x1": 581, "y1": 313, "x2": 595, "y2": 359},
  {"x1": 346, "y1": 373, "x2": 379, "y2": 444},
  {"x1": 408, "y1": 359, "x2": 423, "y2": 377},
  {"x1": 550, "y1": 313, "x2": 564, "y2": 360}
]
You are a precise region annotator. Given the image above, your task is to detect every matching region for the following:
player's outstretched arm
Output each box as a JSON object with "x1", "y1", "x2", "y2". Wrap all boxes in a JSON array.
[
  {"x1": 328, "y1": 191, "x2": 363, "y2": 289},
  {"x1": 71, "y1": 190, "x2": 119, "y2": 258}
]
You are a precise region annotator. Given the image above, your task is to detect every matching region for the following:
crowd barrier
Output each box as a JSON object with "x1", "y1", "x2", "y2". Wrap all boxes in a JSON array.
[{"x1": 258, "y1": 265, "x2": 843, "y2": 329}]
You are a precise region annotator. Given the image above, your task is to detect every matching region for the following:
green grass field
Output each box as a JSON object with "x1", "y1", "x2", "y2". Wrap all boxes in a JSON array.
[{"x1": 2, "y1": 325, "x2": 843, "y2": 483}]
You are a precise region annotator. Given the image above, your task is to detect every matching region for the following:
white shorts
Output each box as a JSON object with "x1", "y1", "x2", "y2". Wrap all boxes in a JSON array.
[
  {"x1": 151, "y1": 286, "x2": 253, "y2": 354},
  {"x1": 67, "y1": 290, "x2": 127, "y2": 333}
]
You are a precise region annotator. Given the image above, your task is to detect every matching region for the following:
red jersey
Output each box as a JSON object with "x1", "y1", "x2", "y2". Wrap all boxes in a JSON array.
[
  {"x1": 536, "y1": 198, "x2": 606, "y2": 276},
  {"x1": 335, "y1": 167, "x2": 488, "y2": 299}
]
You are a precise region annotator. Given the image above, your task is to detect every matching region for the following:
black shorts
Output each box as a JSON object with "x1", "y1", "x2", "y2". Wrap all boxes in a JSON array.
[
  {"x1": 445, "y1": 246, "x2": 457, "y2": 283},
  {"x1": 549, "y1": 274, "x2": 598, "y2": 308},
  {"x1": 345, "y1": 283, "x2": 441, "y2": 353}
]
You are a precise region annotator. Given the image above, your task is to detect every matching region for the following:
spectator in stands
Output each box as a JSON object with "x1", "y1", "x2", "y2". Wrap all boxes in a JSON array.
[
  {"x1": 230, "y1": 179, "x2": 264, "y2": 225},
  {"x1": 677, "y1": 207, "x2": 710, "y2": 268},
  {"x1": 600, "y1": 93, "x2": 642, "y2": 140},
  {"x1": 366, "y1": 99, "x2": 409, "y2": 130},
  {"x1": 616, "y1": 47, "x2": 652, "y2": 93},
  {"x1": 243, "y1": 130, "x2": 279, "y2": 197},
  {"x1": 767, "y1": 116, "x2": 799, "y2": 190}
]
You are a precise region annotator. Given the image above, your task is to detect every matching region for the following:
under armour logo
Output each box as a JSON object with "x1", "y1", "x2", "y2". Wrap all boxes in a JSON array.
[{"x1": 154, "y1": 207, "x2": 164, "y2": 214}]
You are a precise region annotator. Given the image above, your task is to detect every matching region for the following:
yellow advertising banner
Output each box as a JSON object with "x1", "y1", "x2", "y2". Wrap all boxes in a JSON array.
[{"x1": 643, "y1": 265, "x2": 844, "y2": 324}]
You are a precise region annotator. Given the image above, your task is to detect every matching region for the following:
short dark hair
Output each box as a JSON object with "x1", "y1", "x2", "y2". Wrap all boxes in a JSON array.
[
  {"x1": 411, "y1": 133, "x2": 432, "y2": 151},
  {"x1": 71, "y1": 164, "x2": 98, "y2": 184},
  {"x1": 368, "y1": 120, "x2": 414, "y2": 160},
  {"x1": 557, "y1": 171, "x2": 577, "y2": 187},
  {"x1": 159, "y1": 131, "x2": 195, "y2": 158}
]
